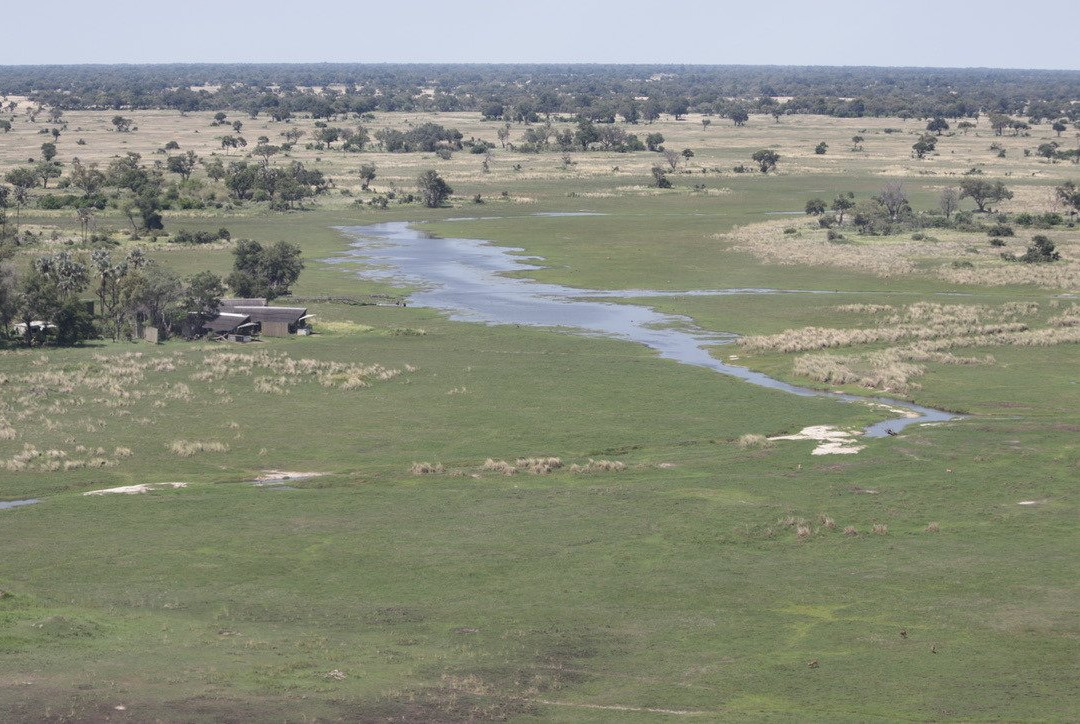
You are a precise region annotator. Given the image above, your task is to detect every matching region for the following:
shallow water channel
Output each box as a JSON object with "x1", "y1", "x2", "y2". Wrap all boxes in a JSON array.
[{"x1": 336, "y1": 221, "x2": 960, "y2": 436}]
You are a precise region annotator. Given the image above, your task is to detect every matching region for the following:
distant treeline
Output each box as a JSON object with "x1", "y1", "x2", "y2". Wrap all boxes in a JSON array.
[{"x1": 2, "y1": 64, "x2": 1080, "y2": 122}]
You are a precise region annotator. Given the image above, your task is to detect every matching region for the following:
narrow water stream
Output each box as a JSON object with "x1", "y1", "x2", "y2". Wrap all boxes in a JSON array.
[{"x1": 335, "y1": 221, "x2": 960, "y2": 436}]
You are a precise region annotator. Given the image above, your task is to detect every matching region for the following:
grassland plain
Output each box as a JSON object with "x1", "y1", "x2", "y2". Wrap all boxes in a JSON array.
[{"x1": 1, "y1": 110, "x2": 1079, "y2": 720}]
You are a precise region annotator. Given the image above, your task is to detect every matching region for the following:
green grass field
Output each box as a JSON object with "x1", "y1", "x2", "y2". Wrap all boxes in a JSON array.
[{"x1": 1, "y1": 110, "x2": 1078, "y2": 720}]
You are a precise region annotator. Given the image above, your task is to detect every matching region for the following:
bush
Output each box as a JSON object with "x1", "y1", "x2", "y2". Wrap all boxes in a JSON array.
[
  {"x1": 172, "y1": 228, "x2": 231, "y2": 244},
  {"x1": 989, "y1": 237, "x2": 1006, "y2": 247},
  {"x1": 37, "y1": 194, "x2": 79, "y2": 210},
  {"x1": 987, "y1": 224, "x2": 1014, "y2": 237}
]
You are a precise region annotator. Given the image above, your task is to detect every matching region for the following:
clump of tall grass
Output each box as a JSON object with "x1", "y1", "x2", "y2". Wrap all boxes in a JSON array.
[
  {"x1": 736, "y1": 433, "x2": 773, "y2": 449},
  {"x1": 796, "y1": 524, "x2": 813, "y2": 540},
  {"x1": 926, "y1": 522, "x2": 941, "y2": 533},
  {"x1": 113, "y1": 447, "x2": 133, "y2": 458},
  {"x1": 515, "y1": 457, "x2": 563, "y2": 474},
  {"x1": 818, "y1": 514, "x2": 836, "y2": 530},
  {"x1": 0, "y1": 419, "x2": 16, "y2": 440},
  {"x1": 872, "y1": 523, "x2": 889, "y2": 535},
  {"x1": 410, "y1": 462, "x2": 445, "y2": 475},
  {"x1": 568, "y1": 459, "x2": 627, "y2": 473},
  {"x1": 168, "y1": 440, "x2": 229, "y2": 457},
  {"x1": 843, "y1": 526, "x2": 859, "y2": 537},
  {"x1": 481, "y1": 458, "x2": 517, "y2": 475}
]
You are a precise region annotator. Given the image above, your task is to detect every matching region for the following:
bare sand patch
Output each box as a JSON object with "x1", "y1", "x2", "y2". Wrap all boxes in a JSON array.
[
  {"x1": 769, "y1": 426, "x2": 866, "y2": 455},
  {"x1": 83, "y1": 482, "x2": 188, "y2": 496},
  {"x1": 251, "y1": 470, "x2": 326, "y2": 485}
]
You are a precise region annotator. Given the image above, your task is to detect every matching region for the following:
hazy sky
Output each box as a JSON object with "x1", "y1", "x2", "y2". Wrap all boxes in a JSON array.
[{"x1": 4, "y1": 0, "x2": 1079, "y2": 69}]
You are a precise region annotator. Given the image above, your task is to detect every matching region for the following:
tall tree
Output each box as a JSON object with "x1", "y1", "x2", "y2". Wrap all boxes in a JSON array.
[
  {"x1": 959, "y1": 178, "x2": 1012, "y2": 212},
  {"x1": 416, "y1": 169, "x2": 453, "y2": 208}
]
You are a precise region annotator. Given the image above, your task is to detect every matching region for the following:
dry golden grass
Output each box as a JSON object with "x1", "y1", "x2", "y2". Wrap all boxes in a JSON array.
[
  {"x1": 568, "y1": 459, "x2": 627, "y2": 473},
  {"x1": 0, "y1": 347, "x2": 406, "y2": 474},
  {"x1": 481, "y1": 458, "x2": 517, "y2": 475},
  {"x1": 514, "y1": 456, "x2": 563, "y2": 474},
  {"x1": 740, "y1": 301, "x2": 1080, "y2": 393},
  {"x1": 168, "y1": 440, "x2": 229, "y2": 457},
  {"x1": 724, "y1": 218, "x2": 1080, "y2": 291}
]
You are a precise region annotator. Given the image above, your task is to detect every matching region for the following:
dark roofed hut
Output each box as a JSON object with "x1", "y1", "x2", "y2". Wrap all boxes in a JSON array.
[
  {"x1": 201, "y1": 312, "x2": 254, "y2": 339},
  {"x1": 227, "y1": 305, "x2": 311, "y2": 337}
]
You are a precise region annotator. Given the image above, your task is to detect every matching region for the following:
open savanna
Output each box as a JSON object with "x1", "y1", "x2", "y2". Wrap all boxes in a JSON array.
[{"x1": 1, "y1": 109, "x2": 1079, "y2": 720}]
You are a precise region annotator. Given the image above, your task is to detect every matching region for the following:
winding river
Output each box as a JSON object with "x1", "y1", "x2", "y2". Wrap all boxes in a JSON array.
[{"x1": 335, "y1": 220, "x2": 960, "y2": 437}]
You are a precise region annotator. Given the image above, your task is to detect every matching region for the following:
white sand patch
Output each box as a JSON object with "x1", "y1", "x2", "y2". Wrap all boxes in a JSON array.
[
  {"x1": 867, "y1": 401, "x2": 920, "y2": 419},
  {"x1": 769, "y1": 425, "x2": 866, "y2": 455},
  {"x1": 252, "y1": 470, "x2": 325, "y2": 485},
  {"x1": 1017, "y1": 499, "x2": 1048, "y2": 506},
  {"x1": 84, "y1": 482, "x2": 188, "y2": 496}
]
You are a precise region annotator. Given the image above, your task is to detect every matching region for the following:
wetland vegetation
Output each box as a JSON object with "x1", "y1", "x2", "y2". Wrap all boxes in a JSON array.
[{"x1": 0, "y1": 65, "x2": 1078, "y2": 720}]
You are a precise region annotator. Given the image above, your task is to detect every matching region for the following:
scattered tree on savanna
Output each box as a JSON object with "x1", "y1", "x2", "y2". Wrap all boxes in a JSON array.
[
  {"x1": 805, "y1": 198, "x2": 826, "y2": 216},
  {"x1": 927, "y1": 117, "x2": 949, "y2": 135},
  {"x1": 831, "y1": 192, "x2": 855, "y2": 223},
  {"x1": 701, "y1": 118, "x2": 711, "y2": 130},
  {"x1": 645, "y1": 132, "x2": 665, "y2": 152},
  {"x1": 938, "y1": 187, "x2": 961, "y2": 219},
  {"x1": 226, "y1": 240, "x2": 304, "y2": 300},
  {"x1": 0, "y1": 262, "x2": 17, "y2": 335},
  {"x1": 3, "y1": 167, "x2": 37, "y2": 236},
  {"x1": 166, "y1": 151, "x2": 199, "y2": 180},
  {"x1": 231, "y1": 120, "x2": 244, "y2": 134},
  {"x1": 16, "y1": 251, "x2": 92, "y2": 346},
  {"x1": 111, "y1": 115, "x2": 133, "y2": 132},
  {"x1": 957, "y1": 120, "x2": 976, "y2": 134},
  {"x1": 75, "y1": 206, "x2": 95, "y2": 242},
  {"x1": 912, "y1": 134, "x2": 937, "y2": 159},
  {"x1": 184, "y1": 270, "x2": 225, "y2": 324},
  {"x1": 730, "y1": 108, "x2": 749, "y2": 126},
  {"x1": 814, "y1": 142, "x2": 828, "y2": 155},
  {"x1": 496, "y1": 123, "x2": 511, "y2": 148},
  {"x1": 281, "y1": 127, "x2": 305, "y2": 145},
  {"x1": 851, "y1": 135, "x2": 864, "y2": 151},
  {"x1": 358, "y1": 163, "x2": 377, "y2": 190},
  {"x1": 34, "y1": 161, "x2": 61, "y2": 189},
  {"x1": 91, "y1": 248, "x2": 148, "y2": 339},
  {"x1": 220, "y1": 135, "x2": 246, "y2": 154},
  {"x1": 751, "y1": 149, "x2": 779, "y2": 174},
  {"x1": 253, "y1": 144, "x2": 280, "y2": 165},
  {"x1": 1036, "y1": 142, "x2": 1060, "y2": 162},
  {"x1": 667, "y1": 98, "x2": 689, "y2": 120},
  {"x1": 40, "y1": 142, "x2": 57, "y2": 162},
  {"x1": 988, "y1": 113, "x2": 1012, "y2": 136},
  {"x1": 959, "y1": 178, "x2": 1013, "y2": 212},
  {"x1": 651, "y1": 165, "x2": 672, "y2": 189},
  {"x1": 1004, "y1": 234, "x2": 1061, "y2": 263},
  {"x1": 681, "y1": 148, "x2": 694, "y2": 162},
  {"x1": 416, "y1": 169, "x2": 453, "y2": 208},
  {"x1": 0, "y1": 119, "x2": 11, "y2": 133},
  {"x1": 1056, "y1": 181, "x2": 1080, "y2": 216},
  {"x1": 662, "y1": 148, "x2": 680, "y2": 172},
  {"x1": 1053, "y1": 119, "x2": 1068, "y2": 137},
  {"x1": 203, "y1": 157, "x2": 226, "y2": 182},
  {"x1": 876, "y1": 182, "x2": 909, "y2": 221},
  {"x1": 120, "y1": 263, "x2": 184, "y2": 338}
]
